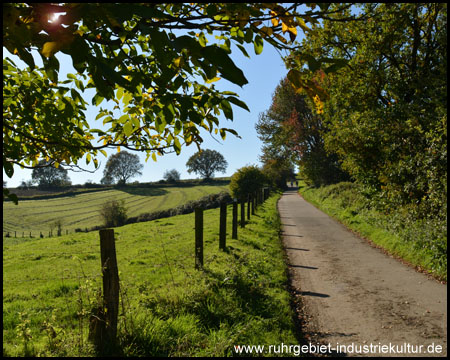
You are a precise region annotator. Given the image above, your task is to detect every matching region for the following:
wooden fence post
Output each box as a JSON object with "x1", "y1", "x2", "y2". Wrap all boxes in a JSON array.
[
  {"x1": 219, "y1": 202, "x2": 227, "y2": 250},
  {"x1": 90, "y1": 229, "x2": 120, "y2": 354},
  {"x1": 240, "y1": 199, "x2": 245, "y2": 228},
  {"x1": 195, "y1": 208, "x2": 203, "y2": 269},
  {"x1": 247, "y1": 194, "x2": 251, "y2": 220},
  {"x1": 232, "y1": 201, "x2": 238, "y2": 239}
]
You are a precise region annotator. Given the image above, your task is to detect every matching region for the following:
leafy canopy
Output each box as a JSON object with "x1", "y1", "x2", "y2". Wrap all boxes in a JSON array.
[
  {"x1": 296, "y1": 3, "x2": 447, "y2": 216},
  {"x1": 230, "y1": 165, "x2": 266, "y2": 200},
  {"x1": 163, "y1": 169, "x2": 181, "y2": 183},
  {"x1": 256, "y1": 77, "x2": 349, "y2": 186},
  {"x1": 31, "y1": 159, "x2": 72, "y2": 189},
  {"x1": 186, "y1": 149, "x2": 227, "y2": 180},
  {"x1": 3, "y1": 3, "x2": 356, "y2": 203},
  {"x1": 102, "y1": 150, "x2": 143, "y2": 185}
]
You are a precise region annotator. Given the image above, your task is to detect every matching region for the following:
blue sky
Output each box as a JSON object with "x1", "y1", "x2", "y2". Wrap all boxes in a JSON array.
[{"x1": 4, "y1": 31, "x2": 299, "y2": 188}]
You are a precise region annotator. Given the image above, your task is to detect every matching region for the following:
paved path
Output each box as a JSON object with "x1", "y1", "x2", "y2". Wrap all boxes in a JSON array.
[{"x1": 278, "y1": 188, "x2": 447, "y2": 357}]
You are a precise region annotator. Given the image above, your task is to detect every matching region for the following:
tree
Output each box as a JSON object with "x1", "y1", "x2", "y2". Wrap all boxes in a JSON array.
[
  {"x1": 293, "y1": 3, "x2": 447, "y2": 216},
  {"x1": 163, "y1": 169, "x2": 181, "y2": 183},
  {"x1": 101, "y1": 151, "x2": 143, "y2": 185},
  {"x1": 100, "y1": 199, "x2": 128, "y2": 228},
  {"x1": 186, "y1": 149, "x2": 227, "y2": 180},
  {"x1": 31, "y1": 159, "x2": 72, "y2": 189},
  {"x1": 229, "y1": 165, "x2": 266, "y2": 200},
  {"x1": 3, "y1": 3, "x2": 360, "y2": 203},
  {"x1": 261, "y1": 157, "x2": 295, "y2": 190},
  {"x1": 256, "y1": 77, "x2": 349, "y2": 186}
]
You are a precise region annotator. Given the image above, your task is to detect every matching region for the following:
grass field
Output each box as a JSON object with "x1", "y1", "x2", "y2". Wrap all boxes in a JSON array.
[
  {"x1": 3, "y1": 192, "x2": 300, "y2": 357},
  {"x1": 3, "y1": 182, "x2": 229, "y2": 236}
]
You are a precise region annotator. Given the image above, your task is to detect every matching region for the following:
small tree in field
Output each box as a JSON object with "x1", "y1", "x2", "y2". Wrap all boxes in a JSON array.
[
  {"x1": 101, "y1": 151, "x2": 143, "y2": 185},
  {"x1": 163, "y1": 169, "x2": 181, "y2": 183},
  {"x1": 186, "y1": 149, "x2": 227, "y2": 180},
  {"x1": 100, "y1": 199, "x2": 128, "y2": 228}
]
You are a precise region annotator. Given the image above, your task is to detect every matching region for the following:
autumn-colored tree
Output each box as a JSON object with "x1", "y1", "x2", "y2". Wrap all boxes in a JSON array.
[
  {"x1": 256, "y1": 77, "x2": 349, "y2": 186},
  {"x1": 292, "y1": 3, "x2": 447, "y2": 216},
  {"x1": 291, "y1": 3, "x2": 447, "y2": 270}
]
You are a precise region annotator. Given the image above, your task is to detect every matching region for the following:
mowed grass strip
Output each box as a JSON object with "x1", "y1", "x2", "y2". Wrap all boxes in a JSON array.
[
  {"x1": 3, "y1": 192, "x2": 300, "y2": 357},
  {"x1": 3, "y1": 183, "x2": 229, "y2": 235}
]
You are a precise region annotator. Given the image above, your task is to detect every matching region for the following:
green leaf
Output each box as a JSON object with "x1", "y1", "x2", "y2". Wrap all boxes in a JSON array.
[
  {"x1": 286, "y1": 69, "x2": 304, "y2": 89},
  {"x1": 198, "y1": 32, "x2": 207, "y2": 47},
  {"x1": 92, "y1": 94, "x2": 104, "y2": 106},
  {"x1": 253, "y1": 35, "x2": 264, "y2": 55},
  {"x1": 220, "y1": 99, "x2": 233, "y2": 120},
  {"x1": 119, "y1": 114, "x2": 129, "y2": 124},
  {"x1": 43, "y1": 55, "x2": 60, "y2": 83},
  {"x1": 155, "y1": 117, "x2": 166, "y2": 133},
  {"x1": 174, "y1": 120, "x2": 182, "y2": 135},
  {"x1": 236, "y1": 44, "x2": 250, "y2": 58},
  {"x1": 222, "y1": 128, "x2": 241, "y2": 138},
  {"x1": 42, "y1": 42, "x2": 62, "y2": 58},
  {"x1": 201, "y1": 46, "x2": 248, "y2": 87},
  {"x1": 122, "y1": 92, "x2": 133, "y2": 106},
  {"x1": 116, "y1": 87, "x2": 124, "y2": 100},
  {"x1": 96, "y1": 59, "x2": 130, "y2": 88},
  {"x1": 173, "y1": 137, "x2": 181, "y2": 154},
  {"x1": 17, "y1": 48, "x2": 35, "y2": 69},
  {"x1": 4, "y1": 161, "x2": 14, "y2": 178},
  {"x1": 226, "y1": 96, "x2": 250, "y2": 112},
  {"x1": 123, "y1": 122, "x2": 133, "y2": 137}
]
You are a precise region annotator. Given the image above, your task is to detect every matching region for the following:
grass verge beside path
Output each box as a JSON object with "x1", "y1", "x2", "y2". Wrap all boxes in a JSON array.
[
  {"x1": 297, "y1": 180, "x2": 446, "y2": 282},
  {"x1": 3, "y1": 192, "x2": 301, "y2": 357}
]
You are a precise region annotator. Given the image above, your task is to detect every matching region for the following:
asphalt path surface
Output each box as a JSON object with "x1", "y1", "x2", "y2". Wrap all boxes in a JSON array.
[{"x1": 278, "y1": 187, "x2": 447, "y2": 357}]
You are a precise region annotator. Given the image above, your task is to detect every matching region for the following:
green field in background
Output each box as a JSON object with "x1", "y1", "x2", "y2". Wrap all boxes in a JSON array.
[{"x1": 3, "y1": 183, "x2": 229, "y2": 236}]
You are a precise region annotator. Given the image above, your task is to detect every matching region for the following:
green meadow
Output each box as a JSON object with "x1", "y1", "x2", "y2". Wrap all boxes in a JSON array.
[
  {"x1": 3, "y1": 192, "x2": 300, "y2": 357},
  {"x1": 3, "y1": 182, "x2": 229, "y2": 236}
]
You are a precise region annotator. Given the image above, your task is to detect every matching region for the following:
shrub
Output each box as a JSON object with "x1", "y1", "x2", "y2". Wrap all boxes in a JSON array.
[
  {"x1": 230, "y1": 165, "x2": 266, "y2": 200},
  {"x1": 99, "y1": 199, "x2": 128, "y2": 228}
]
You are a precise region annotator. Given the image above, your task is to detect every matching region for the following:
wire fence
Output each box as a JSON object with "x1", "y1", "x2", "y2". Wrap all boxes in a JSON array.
[{"x1": 4, "y1": 189, "x2": 273, "y2": 353}]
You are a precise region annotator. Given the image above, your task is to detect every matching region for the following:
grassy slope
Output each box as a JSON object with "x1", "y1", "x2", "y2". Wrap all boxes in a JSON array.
[
  {"x1": 297, "y1": 180, "x2": 446, "y2": 282},
  {"x1": 3, "y1": 192, "x2": 300, "y2": 357},
  {"x1": 3, "y1": 183, "x2": 229, "y2": 235}
]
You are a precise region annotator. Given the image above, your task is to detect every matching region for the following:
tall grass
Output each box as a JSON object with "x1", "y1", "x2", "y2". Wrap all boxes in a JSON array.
[{"x1": 3, "y1": 192, "x2": 300, "y2": 356}]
